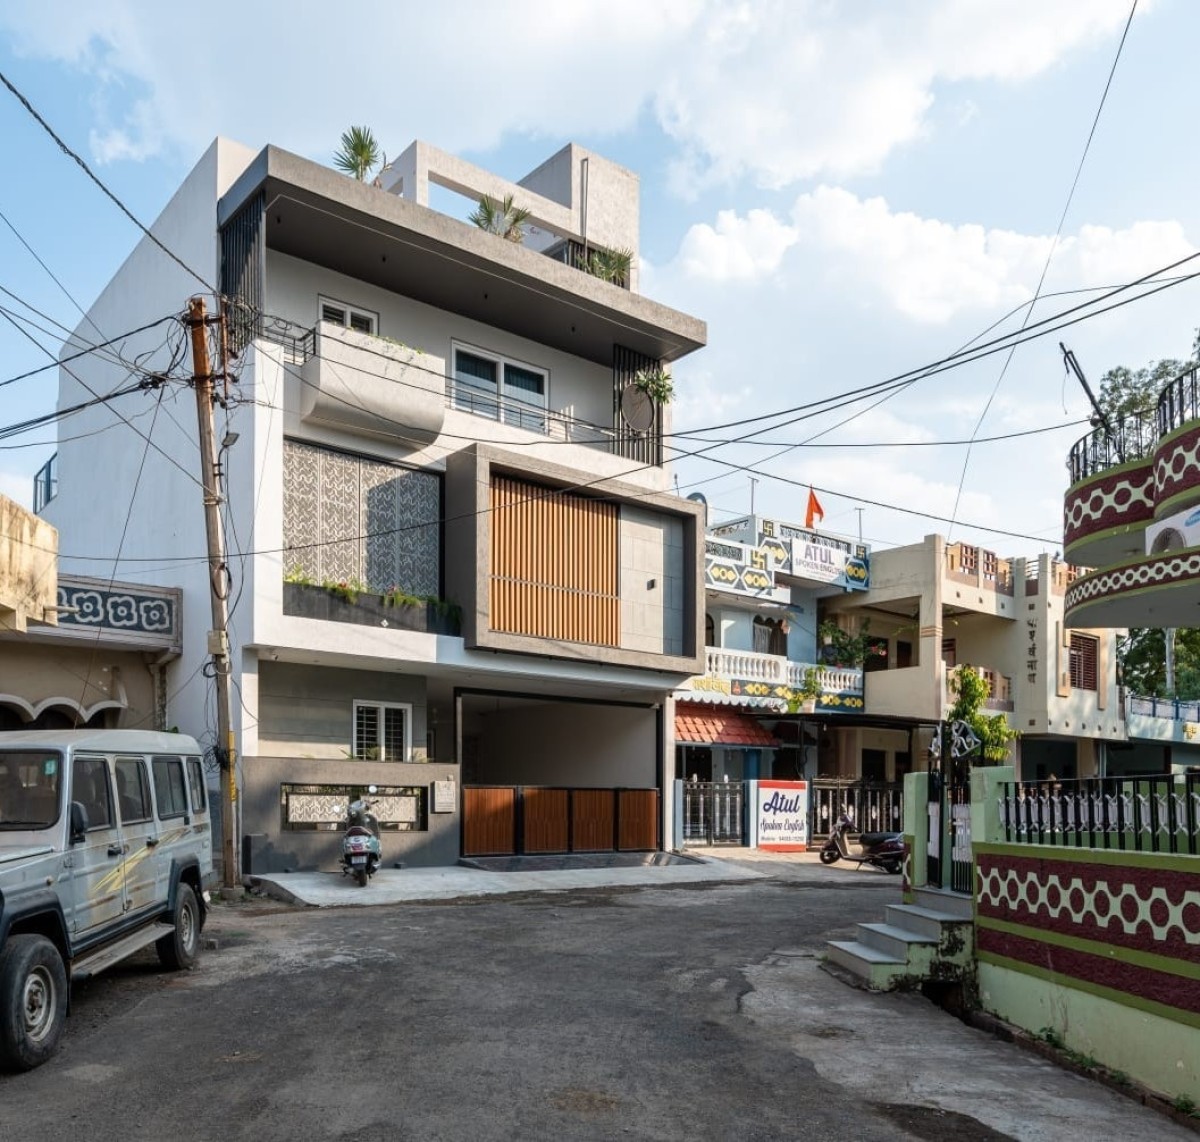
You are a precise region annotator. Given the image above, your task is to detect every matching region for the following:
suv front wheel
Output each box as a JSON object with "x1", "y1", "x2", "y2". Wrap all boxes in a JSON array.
[{"x1": 0, "y1": 935, "x2": 68, "y2": 1072}]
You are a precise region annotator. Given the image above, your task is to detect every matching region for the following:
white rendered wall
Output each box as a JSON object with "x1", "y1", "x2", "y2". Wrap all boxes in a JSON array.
[
  {"x1": 263, "y1": 252, "x2": 670, "y2": 491},
  {"x1": 43, "y1": 138, "x2": 257, "y2": 751}
]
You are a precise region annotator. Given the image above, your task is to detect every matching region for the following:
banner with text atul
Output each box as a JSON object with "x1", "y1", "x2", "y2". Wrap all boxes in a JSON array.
[{"x1": 754, "y1": 780, "x2": 809, "y2": 851}]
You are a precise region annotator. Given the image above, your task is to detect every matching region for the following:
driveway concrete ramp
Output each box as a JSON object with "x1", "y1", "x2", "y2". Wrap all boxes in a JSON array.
[{"x1": 246, "y1": 851, "x2": 763, "y2": 907}]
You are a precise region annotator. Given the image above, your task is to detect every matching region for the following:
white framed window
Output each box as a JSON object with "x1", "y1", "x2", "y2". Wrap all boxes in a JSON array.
[
  {"x1": 319, "y1": 296, "x2": 378, "y2": 335},
  {"x1": 352, "y1": 701, "x2": 412, "y2": 761},
  {"x1": 451, "y1": 343, "x2": 548, "y2": 432}
]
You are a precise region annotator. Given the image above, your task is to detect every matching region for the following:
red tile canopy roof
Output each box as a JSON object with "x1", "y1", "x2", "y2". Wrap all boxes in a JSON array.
[{"x1": 674, "y1": 702, "x2": 779, "y2": 747}]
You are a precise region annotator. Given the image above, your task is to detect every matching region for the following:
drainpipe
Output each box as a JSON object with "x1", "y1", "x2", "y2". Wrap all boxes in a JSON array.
[{"x1": 579, "y1": 156, "x2": 589, "y2": 257}]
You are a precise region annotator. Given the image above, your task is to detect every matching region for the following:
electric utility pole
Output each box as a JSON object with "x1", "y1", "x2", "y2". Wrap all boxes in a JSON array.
[{"x1": 187, "y1": 297, "x2": 238, "y2": 889}]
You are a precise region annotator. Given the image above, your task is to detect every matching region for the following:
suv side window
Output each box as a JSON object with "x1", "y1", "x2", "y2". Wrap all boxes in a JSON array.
[
  {"x1": 152, "y1": 756, "x2": 188, "y2": 819},
  {"x1": 72, "y1": 756, "x2": 113, "y2": 830},
  {"x1": 115, "y1": 757, "x2": 153, "y2": 823},
  {"x1": 186, "y1": 757, "x2": 206, "y2": 812}
]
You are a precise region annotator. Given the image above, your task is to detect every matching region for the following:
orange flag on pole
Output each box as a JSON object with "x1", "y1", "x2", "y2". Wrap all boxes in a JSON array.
[{"x1": 805, "y1": 488, "x2": 824, "y2": 529}]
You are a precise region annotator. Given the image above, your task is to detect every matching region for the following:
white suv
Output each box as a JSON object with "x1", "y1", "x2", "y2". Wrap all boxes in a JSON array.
[{"x1": 0, "y1": 729, "x2": 215, "y2": 1070}]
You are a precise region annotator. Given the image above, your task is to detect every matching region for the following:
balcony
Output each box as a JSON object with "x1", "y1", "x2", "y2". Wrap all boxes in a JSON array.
[
  {"x1": 1124, "y1": 691, "x2": 1200, "y2": 745},
  {"x1": 1063, "y1": 363, "x2": 1200, "y2": 570},
  {"x1": 1065, "y1": 549, "x2": 1200, "y2": 630},
  {"x1": 299, "y1": 321, "x2": 445, "y2": 447},
  {"x1": 682, "y1": 647, "x2": 864, "y2": 712},
  {"x1": 1064, "y1": 416, "x2": 1158, "y2": 567},
  {"x1": 944, "y1": 543, "x2": 1013, "y2": 595},
  {"x1": 445, "y1": 377, "x2": 658, "y2": 464},
  {"x1": 32, "y1": 453, "x2": 57, "y2": 514}
]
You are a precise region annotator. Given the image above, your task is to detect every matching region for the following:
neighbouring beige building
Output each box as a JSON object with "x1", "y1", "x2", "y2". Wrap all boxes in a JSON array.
[
  {"x1": 1, "y1": 494, "x2": 182, "y2": 730},
  {"x1": 820, "y1": 534, "x2": 1125, "y2": 782}
]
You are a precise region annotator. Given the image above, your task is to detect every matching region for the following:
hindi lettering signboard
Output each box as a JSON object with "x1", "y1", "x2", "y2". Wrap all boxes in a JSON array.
[{"x1": 754, "y1": 779, "x2": 809, "y2": 851}]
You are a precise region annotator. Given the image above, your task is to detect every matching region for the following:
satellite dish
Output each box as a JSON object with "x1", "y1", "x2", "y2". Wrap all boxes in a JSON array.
[
  {"x1": 687, "y1": 491, "x2": 708, "y2": 523},
  {"x1": 620, "y1": 384, "x2": 655, "y2": 433}
]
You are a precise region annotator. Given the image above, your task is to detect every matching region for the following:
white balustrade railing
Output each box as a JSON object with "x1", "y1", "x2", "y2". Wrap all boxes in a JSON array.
[{"x1": 701, "y1": 648, "x2": 863, "y2": 694}]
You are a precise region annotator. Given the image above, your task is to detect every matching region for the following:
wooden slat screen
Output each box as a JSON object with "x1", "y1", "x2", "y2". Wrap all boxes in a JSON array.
[
  {"x1": 522, "y1": 788, "x2": 569, "y2": 854},
  {"x1": 571, "y1": 789, "x2": 615, "y2": 852},
  {"x1": 617, "y1": 790, "x2": 659, "y2": 851},
  {"x1": 490, "y1": 475, "x2": 619, "y2": 646},
  {"x1": 462, "y1": 786, "x2": 516, "y2": 856}
]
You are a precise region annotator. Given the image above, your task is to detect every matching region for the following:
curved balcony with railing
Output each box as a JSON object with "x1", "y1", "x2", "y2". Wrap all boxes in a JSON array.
[
  {"x1": 1065, "y1": 546, "x2": 1200, "y2": 630},
  {"x1": 1063, "y1": 414, "x2": 1156, "y2": 567},
  {"x1": 1153, "y1": 364, "x2": 1200, "y2": 520}
]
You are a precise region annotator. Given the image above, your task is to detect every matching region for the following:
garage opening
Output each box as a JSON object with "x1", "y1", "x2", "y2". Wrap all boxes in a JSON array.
[{"x1": 458, "y1": 691, "x2": 661, "y2": 857}]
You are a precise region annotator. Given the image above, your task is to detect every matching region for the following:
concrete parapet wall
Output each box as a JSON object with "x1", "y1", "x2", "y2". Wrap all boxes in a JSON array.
[{"x1": 973, "y1": 842, "x2": 1200, "y2": 1102}]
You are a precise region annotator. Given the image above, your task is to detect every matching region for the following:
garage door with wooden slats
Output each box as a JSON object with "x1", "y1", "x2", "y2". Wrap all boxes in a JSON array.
[
  {"x1": 522, "y1": 788, "x2": 569, "y2": 854},
  {"x1": 462, "y1": 786, "x2": 516, "y2": 856},
  {"x1": 571, "y1": 789, "x2": 615, "y2": 852},
  {"x1": 617, "y1": 789, "x2": 659, "y2": 851},
  {"x1": 489, "y1": 475, "x2": 619, "y2": 646}
]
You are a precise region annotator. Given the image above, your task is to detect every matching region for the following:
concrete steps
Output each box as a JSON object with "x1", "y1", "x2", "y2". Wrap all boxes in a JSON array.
[{"x1": 824, "y1": 888, "x2": 974, "y2": 992}]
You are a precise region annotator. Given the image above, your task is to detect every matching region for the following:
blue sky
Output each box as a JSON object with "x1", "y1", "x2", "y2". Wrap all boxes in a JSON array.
[{"x1": 2, "y1": 0, "x2": 1198, "y2": 560}]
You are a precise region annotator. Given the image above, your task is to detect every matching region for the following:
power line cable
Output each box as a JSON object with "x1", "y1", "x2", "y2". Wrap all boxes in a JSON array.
[
  {"x1": 0, "y1": 69, "x2": 214, "y2": 293},
  {"x1": 945, "y1": 0, "x2": 1138, "y2": 536}
]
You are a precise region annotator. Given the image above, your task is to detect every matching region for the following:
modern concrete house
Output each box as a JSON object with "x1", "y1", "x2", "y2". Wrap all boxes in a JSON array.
[{"x1": 40, "y1": 138, "x2": 707, "y2": 871}]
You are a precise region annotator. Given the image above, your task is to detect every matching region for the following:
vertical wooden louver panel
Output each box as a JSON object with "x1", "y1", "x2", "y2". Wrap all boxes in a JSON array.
[{"x1": 489, "y1": 475, "x2": 619, "y2": 646}]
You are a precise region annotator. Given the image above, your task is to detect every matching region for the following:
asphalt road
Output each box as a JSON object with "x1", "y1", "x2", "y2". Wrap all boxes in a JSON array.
[{"x1": 0, "y1": 863, "x2": 1189, "y2": 1142}]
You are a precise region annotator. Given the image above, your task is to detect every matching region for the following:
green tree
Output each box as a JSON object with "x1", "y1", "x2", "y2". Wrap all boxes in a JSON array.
[
  {"x1": 333, "y1": 125, "x2": 382, "y2": 182},
  {"x1": 469, "y1": 194, "x2": 532, "y2": 243},
  {"x1": 948, "y1": 666, "x2": 1018, "y2": 763},
  {"x1": 1097, "y1": 356, "x2": 1190, "y2": 419},
  {"x1": 1118, "y1": 628, "x2": 1200, "y2": 700}
]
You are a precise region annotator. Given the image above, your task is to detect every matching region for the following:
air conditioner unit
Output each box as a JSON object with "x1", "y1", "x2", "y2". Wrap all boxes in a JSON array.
[{"x1": 1145, "y1": 504, "x2": 1200, "y2": 555}]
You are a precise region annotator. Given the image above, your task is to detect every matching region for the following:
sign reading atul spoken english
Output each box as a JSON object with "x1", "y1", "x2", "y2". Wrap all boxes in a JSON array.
[{"x1": 755, "y1": 780, "x2": 809, "y2": 851}]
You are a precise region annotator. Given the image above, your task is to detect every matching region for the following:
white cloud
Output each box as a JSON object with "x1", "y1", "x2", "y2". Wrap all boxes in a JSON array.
[
  {"x1": 0, "y1": 0, "x2": 1139, "y2": 188},
  {"x1": 665, "y1": 190, "x2": 1196, "y2": 325},
  {"x1": 676, "y1": 209, "x2": 798, "y2": 282}
]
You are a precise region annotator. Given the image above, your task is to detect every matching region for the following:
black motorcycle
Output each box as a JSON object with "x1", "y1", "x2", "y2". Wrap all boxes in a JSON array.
[{"x1": 819, "y1": 813, "x2": 904, "y2": 874}]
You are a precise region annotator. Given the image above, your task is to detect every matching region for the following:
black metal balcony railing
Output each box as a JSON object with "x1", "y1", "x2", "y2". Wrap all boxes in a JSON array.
[
  {"x1": 33, "y1": 452, "x2": 58, "y2": 513},
  {"x1": 446, "y1": 378, "x2": 646, "y2": 456},
  {"x1": 1000, "y1": 774, "x2": 1200, "y2": 854},
  {"x1": 1157, "y1": 363, "x2": 1200, "y2": 437},
  {"x1": 1066, "y1": 412, "x2": 1157, "y2": 484}
]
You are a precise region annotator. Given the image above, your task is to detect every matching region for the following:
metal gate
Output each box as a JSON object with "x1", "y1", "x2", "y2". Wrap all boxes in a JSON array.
[
  {"x1": 927, "y1": 721, "x2": 977, "y2": 893},
  {"x1": 809, "y1": 779, "x2": 904, "y2": 842},
  {"x1": 463, "y1": 786, "x2": 659, "y2": 857},
  {"x1": 681, "y1": 781, "x2": 744, "y2": 845}
]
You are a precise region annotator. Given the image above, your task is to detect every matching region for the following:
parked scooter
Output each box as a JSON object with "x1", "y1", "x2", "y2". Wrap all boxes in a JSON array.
[
  {"x1": 341, "y1": 786, "x2": 382, "y2": 887},
  {"x1": 819, "y1": 813, "x2": 904, "y2": 874}
]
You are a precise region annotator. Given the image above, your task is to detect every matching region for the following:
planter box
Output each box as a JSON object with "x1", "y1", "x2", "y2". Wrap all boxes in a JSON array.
[{"x1": 282, "y1": 582, "x2": 461, "y2": 636}]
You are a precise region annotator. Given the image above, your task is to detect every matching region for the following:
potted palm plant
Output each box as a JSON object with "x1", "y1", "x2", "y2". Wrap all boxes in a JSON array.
[
  {"x1": 469, "y1": 194, "x2": 532, "y2": 243},
  {"x1": 333, "y1": 126, "x2": 383, "y2": 182}
]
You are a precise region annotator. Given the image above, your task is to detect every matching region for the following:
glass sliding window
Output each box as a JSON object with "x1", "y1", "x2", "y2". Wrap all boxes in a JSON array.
[{"x1": 454, "y1": 350, "x2": 499, "y2": 419}]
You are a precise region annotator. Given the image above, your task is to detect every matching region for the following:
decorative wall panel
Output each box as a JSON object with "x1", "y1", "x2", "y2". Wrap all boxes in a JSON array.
[
  {"x1": 283, "y1": 440, "x2": 440, "y2": 596},
  {"x1": 489, "y1": 474, "x2": 618, "y2": 646}
]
